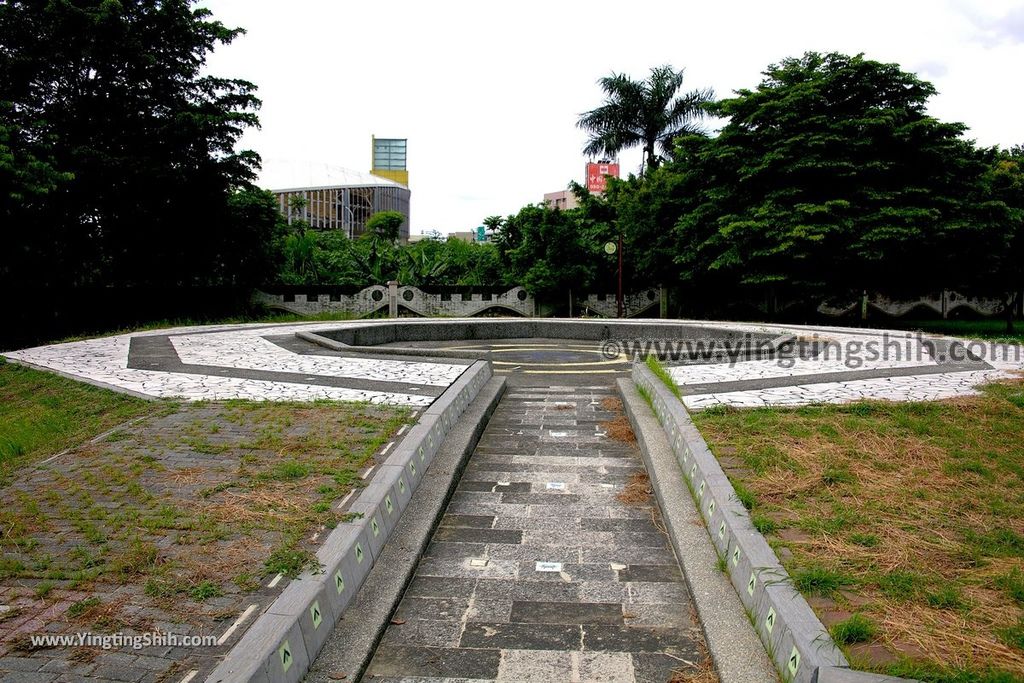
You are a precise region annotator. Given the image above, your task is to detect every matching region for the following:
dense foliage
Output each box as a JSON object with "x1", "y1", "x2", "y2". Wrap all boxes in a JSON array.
[
  {"x1": 276, "y1": 223, "x2": 503, "y2": 288},
  {"x1": 490, "y1": 52, "x2": 1022, "y2": 321},
  {"x1": 0, "y1": 0, "x2": 276, "y2": 288},
  {"x1": 4, "y1": 11, "x2": 1021, "y2": 330},
  {"x1": 577, "y1": 64, "x2": 713, "y2": 173}
]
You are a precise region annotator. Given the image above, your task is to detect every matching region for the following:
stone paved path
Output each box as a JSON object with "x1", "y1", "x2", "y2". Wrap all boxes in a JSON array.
[
  {"x1": 361, "y1": 382, "x2": 711, "y2": 682},
  {"x1": 5, "y1": 319, "x2": 1022, "y2": 408}
]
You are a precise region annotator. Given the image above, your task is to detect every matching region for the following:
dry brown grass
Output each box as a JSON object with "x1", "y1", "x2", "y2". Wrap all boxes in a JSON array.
[
  {"x1": 694, "y1": 379, "x2": 1024, "y2": 678},
  {"x1": 602, "y1": 414, "x2": 637, "y2": 444},
  {"x1": 617, "y1": 471, "x2": 652, "y2": 506},
  {"x1": 0, "y1": 399, "x2": 409, "y2": 652}
]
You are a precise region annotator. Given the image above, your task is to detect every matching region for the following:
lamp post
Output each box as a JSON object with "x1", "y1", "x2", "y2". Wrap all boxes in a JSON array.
[{"x1": 604, "y1": 237, "x2": 624, "y2": 318}]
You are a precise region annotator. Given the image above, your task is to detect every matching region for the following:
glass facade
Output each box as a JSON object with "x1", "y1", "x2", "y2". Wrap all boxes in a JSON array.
[
  {"x1": 274, "y1": 184, "x2": 411, "y2": 242},
  {"x1": 372, "y1": 138, "x2": 407, "y2": 171}
]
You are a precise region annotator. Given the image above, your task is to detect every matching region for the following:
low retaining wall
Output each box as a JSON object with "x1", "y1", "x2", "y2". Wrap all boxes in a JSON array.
[
  {"x1": 581, "y1": 289, "x2": 660, "y2": 318},
  {"x1": 315, "y1": 318, "x2": 780, "y2": 348},
  {"x1": 254, "y1": 285, "x2": 535, "y2": 318},
  {"x1": 205, "y1": 360, "x2": 494, "y2": 683},
  {"x1": 632, "y1": 363, "x2": 913, "y2": 683}
]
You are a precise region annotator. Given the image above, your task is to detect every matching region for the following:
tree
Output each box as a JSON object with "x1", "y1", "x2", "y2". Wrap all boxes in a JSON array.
[
  {"x1": 577, "y1": 65, "x2": 713, "y2": 174},
  {"x1": 0, "y1": 0, "x2": 264, "y2": 289},
  {"x1": 986, "y1": 146, "x2": 1024, "y2": 332},
  {"x1": 497, "y1": 204, "x2": 598, "y2": 297},
  {"x1": 365, "y1": 211, "x2": 405, "y2": 243},
  {"x1": 673, "y1": 52, "x2": 1001, "y2": 302}
]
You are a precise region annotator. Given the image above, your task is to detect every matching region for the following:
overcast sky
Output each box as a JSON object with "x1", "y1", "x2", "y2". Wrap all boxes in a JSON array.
[{"x1": 200, "y1": 0, "x2": 1024, "y2": 235}]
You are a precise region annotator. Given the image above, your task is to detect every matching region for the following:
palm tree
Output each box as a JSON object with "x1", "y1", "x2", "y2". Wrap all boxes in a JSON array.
[{"x1": 577, "y1": 65, "x2": 713, "y2": 174}]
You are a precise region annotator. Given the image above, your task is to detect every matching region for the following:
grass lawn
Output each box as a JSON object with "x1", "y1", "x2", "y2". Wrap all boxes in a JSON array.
[
  {"x1": 693, "y1": 380, "x2": 1024, "y2": 683},
  {"x1": 52, "y1": 308, "x2": 357, "y2": 344},
  {"x1": 0, "y1": 359, "x2": 156, "y2": 483},
  {"x1": 881, "y1": 319, "x2": 1024, "y2": 345},
  {"x1": 0, "y1": 360, "x2": 410, "y2": 656}
]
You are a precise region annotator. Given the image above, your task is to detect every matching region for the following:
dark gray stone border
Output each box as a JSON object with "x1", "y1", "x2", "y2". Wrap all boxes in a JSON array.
[
  {"x1": 126, "y1": 335, "x2": 449, "y2": 396},
  {"x1": 204, "y1": 360, "x2": 495, "y2": 683},
  {"x1": 617, "y1": 377, "x2": 777, "y2": 683},
  {"x1": 305, "y1": 374, "x2": 506, "y2": 682},
  {"x1": 675, "y1": 359, "x2": 990, "y2": 397},
  {"x1": 631, "y1": 362, "x2": 916, "y2": 683},
  {"x1": 296, "y1": 329, "x2": 492, "y2": 361}
]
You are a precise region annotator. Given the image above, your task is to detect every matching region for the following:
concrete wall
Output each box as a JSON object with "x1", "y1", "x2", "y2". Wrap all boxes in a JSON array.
[
  {"x1": 818, "y1": 290, "x2": 1005, "y2": 319},
  {"x1": 256, "y1": 285, "x2": 538, "y2": 318},
  {"x1": 256, "y1": 286, "x2": 1007, "y2": 321}
]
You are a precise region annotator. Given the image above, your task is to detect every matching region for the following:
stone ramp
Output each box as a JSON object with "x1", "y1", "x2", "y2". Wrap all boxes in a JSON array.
[{"x1": 358, "y1": 385, "x2": 712, "y2": 682}]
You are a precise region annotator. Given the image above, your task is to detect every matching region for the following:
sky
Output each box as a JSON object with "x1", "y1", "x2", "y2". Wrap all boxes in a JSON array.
[{"x1": 199, "y1": 0, "x2": 1024, "y2": 235}]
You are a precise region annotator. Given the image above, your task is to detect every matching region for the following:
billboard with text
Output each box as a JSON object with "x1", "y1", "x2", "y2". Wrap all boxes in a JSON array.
[{"x1": 586, "y1": 162, "x2": 620, "y2": 194}]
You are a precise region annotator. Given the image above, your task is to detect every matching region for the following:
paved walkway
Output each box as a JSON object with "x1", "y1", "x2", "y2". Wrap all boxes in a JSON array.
[
  {"x1": 4, "y1": 320, "x2": 1022, "y2": 409},
  {"x1": 358, "y1": 377, "x2": 711, "y2": 682},
  {"x1": 1, "y1": 322, "x2": 469, "y2": 405}
]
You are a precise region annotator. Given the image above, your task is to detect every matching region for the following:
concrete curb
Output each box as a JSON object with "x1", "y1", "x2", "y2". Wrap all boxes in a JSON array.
[
  {"x1": 296, "y1": 330, "x2": 493, "y2": 361},
  {"x1": 306, "y1": 375, "x2": 507, "y2": 682},
  {"x1": 631, "y1": 363, "x2": 915, "y2": 683},
  {"x1": 617, "y1": 377, "x2": 777, "y2": 683},
  {"x1": 205, "y1": 360, "x2": 495, "y2": 683}
]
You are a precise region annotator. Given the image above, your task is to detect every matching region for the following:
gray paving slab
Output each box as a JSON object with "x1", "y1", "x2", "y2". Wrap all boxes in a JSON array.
[
  {"x1": 617, "y1": 377, "x2": 777, "y2": 683},
  {"x1": 357, "y1": 383, "x2": 714, "y2": 682}
]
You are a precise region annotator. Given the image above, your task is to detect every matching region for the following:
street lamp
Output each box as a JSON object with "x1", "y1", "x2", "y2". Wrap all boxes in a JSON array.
[{"x1": 604, "y1": 237, "x2": 623, "y2": 318}]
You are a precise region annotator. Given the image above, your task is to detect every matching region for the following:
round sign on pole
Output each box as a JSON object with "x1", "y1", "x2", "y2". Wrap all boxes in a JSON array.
[{"x1": 604, "y1": 241, "x2": 617, "y2": 255}]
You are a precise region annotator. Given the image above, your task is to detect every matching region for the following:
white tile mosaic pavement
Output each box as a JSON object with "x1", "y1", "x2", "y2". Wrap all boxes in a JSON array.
[
  {"x1": 170, "y1": 332, "x2": 463, "y2": 386},
  {"x1": 4, "y1": 318, "x2": 1023, "y2": 408},
  {"x1": 660, "y1": 321, "x2": 1024, "y2": 410},
  {"x1": 0, "y1": 322, "x2": 458, "y2": 405},
  {"x1": 681, "y1": 369, "x2": 1017, "y2": 410}
]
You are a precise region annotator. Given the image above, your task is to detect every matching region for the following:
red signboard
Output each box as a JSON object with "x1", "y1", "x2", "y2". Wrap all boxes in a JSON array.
[{"x1": 585, "y1": 162, "x2": 620, "y2": 194}]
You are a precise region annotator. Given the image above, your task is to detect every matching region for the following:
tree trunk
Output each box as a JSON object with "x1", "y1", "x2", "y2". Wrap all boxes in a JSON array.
[{"x1": 1006, "y1": 290, "x2": 1017, "y2": 335}]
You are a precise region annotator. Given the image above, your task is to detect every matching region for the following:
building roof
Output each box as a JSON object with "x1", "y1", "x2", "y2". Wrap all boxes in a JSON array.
[{"x1": 260, "y1": 159, "x2": 407, "y2": 192}]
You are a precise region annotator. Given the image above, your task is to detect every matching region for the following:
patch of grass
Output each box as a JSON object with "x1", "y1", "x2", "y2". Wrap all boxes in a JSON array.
[
  {"x1": 831, "y1": 613, "x2": 877, "y2": 645},
  {"x1": 188, "y1": 581, "x2": 222, "y2": 602},
  {"x1": 732, "y1": 480, "x2": 757, "y2": 510},
  {"x1": 67, "y1": 597, "x2": 101, "y2": 618},
  {"x1": 995, "y1": 568, "x2": 1024, "y2": 606},
  {"x1": 694, "y1": 378, "x2": 1024, "y2": 677},
  {"x1": 885, "y1": 660, "x2": 1022, "y2": 683},
  {"x1": 233, "y1": 572, "x2": 261, "y2": 593},
  {"x1": 877, "y1": 570, "x2": 924, "y2": 601},
  {"x1": 966, "y1": 527, "x2": 1024, "y2": 559},
  {"x1": 644, "y1": 355, "x2": 681, "y2": 399},
  {"x1": 792, "y1": 565, "x2": 854, "y2": 597},
  {"x1": 264, "y1": 542, "x2": 317, "y2": 579},
  {"x1": 926, "y1": 585, "x2": 964, "y2": 610},
  {"x1": 0, "y1": 362, "x2": 154, "y2": 481},
  {"x1": 997, "y1": 619, "x2": 1024, "y2": 650},
  {"x1": 752, "y1": 514, "x2": 777, "y2": 535},
  {"x1": 34, "y1": 581, "x2": 54, "y2": 598},
  {"x1": 268, "y1": 460, "x2": 310, "y2": 481},
  {"x1": 849, "y1": 532, "x2": 878, "y2": 548},
  {"x1": 822, "y1": 465, "x2": 856, "y2": 486},
  {"x1": 109, "y1": 539, "x2": 160, "y2": 579},
  {"x1": 882, "y1": 319, "x2": 1024, "y2": 345}
]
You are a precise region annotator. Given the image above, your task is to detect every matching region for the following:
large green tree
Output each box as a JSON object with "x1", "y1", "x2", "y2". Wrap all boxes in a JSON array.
[
  {"x1": 674, "y1": 52, "x2": 1002, "y2": 300},
  {"x1": 0, "y1": 0, "x2": 265, "y2": 288},
  {"x1": 577, "y1": 65, "x2": 713, "y2": 174},
  {"x1": 986, "y1": 146, "x2": 1024, "y2": 331},
  {"x1": 497, "y1": 204, "x2": 599, "y2": 296}
]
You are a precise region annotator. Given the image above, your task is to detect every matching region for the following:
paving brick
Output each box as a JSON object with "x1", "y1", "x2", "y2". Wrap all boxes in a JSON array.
[
  {"x1": 509, "y1": 601, "x2": 623, "y2": 625},
  {"x1": 362, "y1": 382, "x2": 712, "y2": 682},
  {"x1": 365, "y1": 645, "x2": 500, "y2": 679}
]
